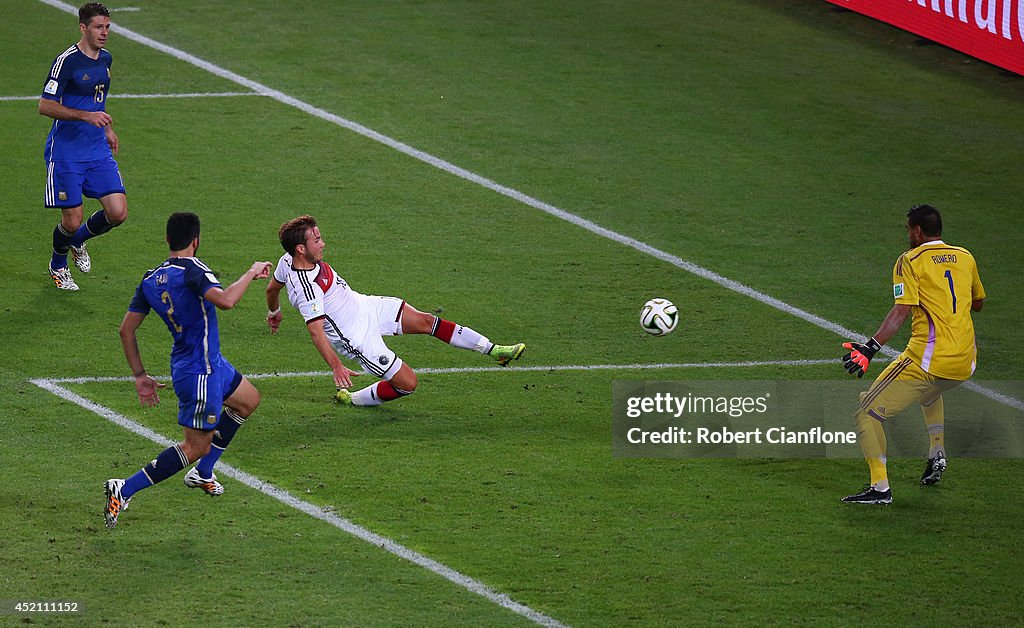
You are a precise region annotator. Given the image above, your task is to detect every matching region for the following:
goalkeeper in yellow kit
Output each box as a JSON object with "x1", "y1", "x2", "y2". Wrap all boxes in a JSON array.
[{"x1": 840, "y1": 204, "x2": 985, "y2": 505}]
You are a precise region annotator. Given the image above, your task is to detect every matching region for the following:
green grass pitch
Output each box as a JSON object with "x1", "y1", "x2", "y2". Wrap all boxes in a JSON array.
[{"x1": 2, "y1": 0, "x2": 1022, "y2": 625}]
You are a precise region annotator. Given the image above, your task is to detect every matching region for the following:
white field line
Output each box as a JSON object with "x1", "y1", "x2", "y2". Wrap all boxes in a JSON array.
[
  {"x1": 29, "y1": 357, "x2": 827, "y2": 625},
  {"x1": 34, "y1": 0, "x2": 1024, "y2": 413},
  {"x1": 42, "y1": 358, "x2": 836, "y2": 385},
  {"x1": 29, "y1": 377, "x2": 567, "y2": 628},
  {"x1": 0, "y1": 92, "x2": 260, "y2": 101}
]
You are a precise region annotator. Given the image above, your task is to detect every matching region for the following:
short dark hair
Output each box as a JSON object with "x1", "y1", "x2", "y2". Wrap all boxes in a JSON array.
[
  {"x1": 166, "y1": 212, "x2": 201, "y2": 251},
  {"x1": 79, "y1": 3, "x2": 110, "y2": 24},
  {"x1": 907, "y1": 204, "x2": 942, "y2": 237},
  {"x1": 279, "y1": 215, "x2": 318, "y2": 255}
]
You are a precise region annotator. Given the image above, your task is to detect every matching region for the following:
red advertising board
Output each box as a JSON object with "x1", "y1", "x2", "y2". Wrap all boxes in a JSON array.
[{"x1": 823, "y1": 0, "x2": 1024, "y2": 75}]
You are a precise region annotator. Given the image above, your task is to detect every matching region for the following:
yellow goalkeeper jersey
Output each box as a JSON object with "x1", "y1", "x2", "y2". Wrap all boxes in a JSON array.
[{"x1": 892, "y1": 240, "x2": 985, "y2": 380}]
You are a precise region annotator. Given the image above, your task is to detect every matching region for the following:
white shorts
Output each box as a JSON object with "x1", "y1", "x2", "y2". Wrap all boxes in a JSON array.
[{"x1": 330, "y1": 295, "x2": 405, "y2": 380}]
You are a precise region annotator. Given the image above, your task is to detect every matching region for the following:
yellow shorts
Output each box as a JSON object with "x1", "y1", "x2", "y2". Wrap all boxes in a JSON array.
[{"x1": 858, "y1": 353, "x2": 962, "y2": 422}]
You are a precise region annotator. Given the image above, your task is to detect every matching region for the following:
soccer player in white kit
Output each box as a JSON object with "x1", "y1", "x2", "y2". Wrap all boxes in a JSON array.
[{"x1": 265, "y1": 215, "x2": 526, "y2": 406}]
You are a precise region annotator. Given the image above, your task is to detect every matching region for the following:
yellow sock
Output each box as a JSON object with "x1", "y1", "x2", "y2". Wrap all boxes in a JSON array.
[
  {"x1": 867, "y1": 457, "x2": 889, "y2": 490},
  {"x1": 922, "y1": 395, "x2": 945, "y2": 457},
  {"x1": 856, "y1": 409, "x2": 889, "y2": 490}
]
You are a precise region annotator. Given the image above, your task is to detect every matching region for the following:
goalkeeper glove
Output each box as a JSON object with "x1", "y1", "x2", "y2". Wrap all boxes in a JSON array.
[{"x1": 842, "y1": 337, "x2": 882, "y2": 378}]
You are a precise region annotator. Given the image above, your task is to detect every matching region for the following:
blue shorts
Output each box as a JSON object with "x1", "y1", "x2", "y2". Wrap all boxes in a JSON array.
[
  {"x1": 45, "y1": 157, "x2": 126, "y2": 208},
  {"x1": 172, "y1": 359, "x2": 243, "y2": 431}
]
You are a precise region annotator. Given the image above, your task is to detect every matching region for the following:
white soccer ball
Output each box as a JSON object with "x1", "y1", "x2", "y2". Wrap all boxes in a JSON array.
[{"x1": 640, "y1": 298, "x2": 679, "y2": 336}]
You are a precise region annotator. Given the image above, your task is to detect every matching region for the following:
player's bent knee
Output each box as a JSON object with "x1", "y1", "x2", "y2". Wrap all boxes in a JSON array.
[
  {"x1": 226, "y1": 380, "x2": 260, "y2": 416},
  {"x1": 100, "y1": 195, "x2": 128, "y2": 225},
  {"x1": 61, "y1": 216, "x2": 84, "y2": 232},
  {"x1": 106, "y1": 207, "x2": 128, "y2": 225},
  {"x1": 242, "y1": 387, "x2": 261, "y2": 413},
  {"x1": 390, "y1": 370, "x2": 418, "y2": 392},
  {"x1": 181, "y1": 440, "x2": 213, "y2": 463},
  {"x1": 228, "y1": 399, "x2": 257, "y2": 418}
]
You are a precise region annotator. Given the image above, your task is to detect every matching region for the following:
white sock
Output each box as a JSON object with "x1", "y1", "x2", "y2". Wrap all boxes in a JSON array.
[
  {"x1": 456, "y1": 326, "x2": 490, "y2": 352},
  {"x1": 350, "y1": 384, "x2": 383, "y2": 406},
  {"x1": 432, "y1": 318, "x2": 492, "y2": 353}
]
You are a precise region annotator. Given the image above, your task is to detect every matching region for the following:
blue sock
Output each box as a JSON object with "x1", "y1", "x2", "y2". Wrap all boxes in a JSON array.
[
  {"x1": 121, "y1": 470, "x2": 152, "y2": 499},
  {"x1": 195, "y1": 408, "x2": 246, "y2": 478},
  {"x1": 70, "y1": 210, "x2": 114, "y2": 247},
  {"x1": 50, "y1": 223, "x2": 74, "y2": 269},
  {"x1": 121, "y1": 445, "x2": 189, "y2": 499}
]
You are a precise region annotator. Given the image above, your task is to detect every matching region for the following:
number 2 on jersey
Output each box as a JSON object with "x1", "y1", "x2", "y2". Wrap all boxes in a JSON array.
[
  {"x1": 161, "y1": 291, "x2": 183, "y2": 332},
  {"x1": 943, "y1": 269, "x2": 957, "y2": 314}
]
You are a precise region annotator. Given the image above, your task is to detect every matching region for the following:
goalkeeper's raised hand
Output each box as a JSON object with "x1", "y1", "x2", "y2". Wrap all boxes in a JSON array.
[{"x1": 842, "y1": 337, "x2": 882, "y2": 378}]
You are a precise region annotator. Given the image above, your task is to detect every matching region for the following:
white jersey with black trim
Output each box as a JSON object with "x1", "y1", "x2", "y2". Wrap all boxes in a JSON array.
[{"x1": 274, "y1": 253, "x2": 372, "y2": 347}]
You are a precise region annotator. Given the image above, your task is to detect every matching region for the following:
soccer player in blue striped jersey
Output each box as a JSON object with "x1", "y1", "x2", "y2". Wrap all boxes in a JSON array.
[
  {"x1": 104, "y1": 213, "x2": 272, "y2": 529},
  {"x1": 40, "y1": 3, "x2": 128, "y2": 291}
]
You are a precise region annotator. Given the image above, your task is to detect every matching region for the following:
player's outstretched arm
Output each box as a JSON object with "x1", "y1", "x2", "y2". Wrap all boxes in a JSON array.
[
  {"x1": 118, "y1": 310, "x2": 165, "y2": 406},
  {"x1": 305, "y1": 320, "x2": 360, "y2": 389},
  {"x1": 265, "y1": 278, "x2": 286, "y2": 334},
  {"x1": 841, "y1": 304, "x2": 912, "y2": 377},
  {"x1": 870, "y1": 304, "x2": 912, "y2": 346},
  {"x1": 205, "y1": 262, "x2": 272, "y2": 310}
]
